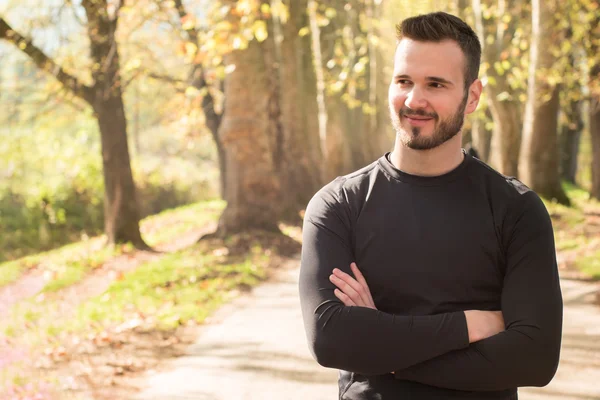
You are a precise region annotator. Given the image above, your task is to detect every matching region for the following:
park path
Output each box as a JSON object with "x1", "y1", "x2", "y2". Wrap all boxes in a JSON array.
[{"x1": 132, "y1": 256, "x2": 600, "y2": 400}]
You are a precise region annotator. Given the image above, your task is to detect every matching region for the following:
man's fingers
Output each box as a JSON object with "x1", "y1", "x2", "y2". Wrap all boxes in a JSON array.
[
  {"x1": 329, "y1": 273, "x2": 361, "y2": 303},
  {"x1": 334, "y1": 288, "x2": 356, "y2": 306},
  {"x1": 331, "y1": 268, "x2": 369, "y2": 305},
  {"x1": 350, "y1": 263, "x2": 375, "y2": 305}
]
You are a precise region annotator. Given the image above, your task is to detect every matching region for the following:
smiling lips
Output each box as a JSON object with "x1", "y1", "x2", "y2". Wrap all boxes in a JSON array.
[{"x1": 404, "y1": 115, "x2": 433, "y2": 126}]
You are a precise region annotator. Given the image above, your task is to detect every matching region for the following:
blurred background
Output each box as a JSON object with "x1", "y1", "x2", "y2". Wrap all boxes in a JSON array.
[{"x1": 0, "y1": 0, "x2": 598, "y2": 399}]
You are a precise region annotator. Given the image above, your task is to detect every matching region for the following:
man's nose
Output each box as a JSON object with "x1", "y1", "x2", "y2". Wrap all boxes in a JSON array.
[{"x1": 404, "y1": 87, "x2": 427, "y2": 109}]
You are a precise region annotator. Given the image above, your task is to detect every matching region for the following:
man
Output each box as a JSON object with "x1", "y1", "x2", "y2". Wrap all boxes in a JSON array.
[{"x1": 299, "y1": 12, "x2": 562, "y2": 400}]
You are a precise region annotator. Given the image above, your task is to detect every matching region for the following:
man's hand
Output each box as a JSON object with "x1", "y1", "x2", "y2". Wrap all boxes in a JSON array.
[
  {"x1": 329, "y1": 263, "x2": 377, "y2": 310},
  {"x1": 464, "y1": 310, "x2": 505, "y2": 343}
]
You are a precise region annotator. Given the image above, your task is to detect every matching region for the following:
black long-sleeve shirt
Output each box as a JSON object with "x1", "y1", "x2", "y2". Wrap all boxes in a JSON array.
[{"x1": 299, "y1": 152, "x2": 563, "y2": 399}]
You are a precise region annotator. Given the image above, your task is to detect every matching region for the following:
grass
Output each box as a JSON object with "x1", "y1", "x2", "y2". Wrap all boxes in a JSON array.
[
  {"x1": 0, "y1": 197, "x2": 300, "y2": 394},
  {"x1": 70, "y1": 243, "x2": 269, "y2": 332},
  {"x1": 575, "y1": 249, "x2": 600, "y2": 279},
  {"x1": 142, "y1": 200, "x2": 224, "y2": 247},
  {"x1": 2, "y1": 239, "x2": 273, "y2": 346},
  {"x1": 542, "y1": 181, "x2": 600, "y2": 279},
  {"x1": 0, "y1": 200, "x2": 225, "y2": 290},
  {"x1": 0, "y1": 240, "x2": 105, "y2": 288},
  {"x1": 40, "y1": 244, "x2": 129, "y2": 293}
]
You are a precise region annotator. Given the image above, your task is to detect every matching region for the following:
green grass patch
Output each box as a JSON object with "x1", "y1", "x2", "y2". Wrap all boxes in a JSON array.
[
  {"x1": 0, "y1": 239, "x2": 102, "y2": 287},
  {"x1": 0, "y1": 200, "x2": 225, "y2": 290},
  {"x1": 575, "y1": 249, "x2": 600, "y2": 280},
  {"x1": 1, "y1": 230, "x2": 297, "y2": 353},
  {"x1": 541, "y1": 181, "x2": 600, "y2": 280},
  {"x1": 142, "y1": 200, "x2": 224, "y2": 247},
  {"x1": 555, "y1": 236, "x2": 585, "y2": 252},
  {"x1": 40, "y1": 245, "x2": 129, "y2": 293},
  {"x1": 70, "y1": 244, "x2": 268, "y2": 332}
]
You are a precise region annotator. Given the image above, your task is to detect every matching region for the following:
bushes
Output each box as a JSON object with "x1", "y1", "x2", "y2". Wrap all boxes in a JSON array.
[
  {"x1": 0, "y1": 164, "x2": 218, "y2": 261},
  {"x1": 0, "y1": 125, "x2": 219, "y2": 262}
]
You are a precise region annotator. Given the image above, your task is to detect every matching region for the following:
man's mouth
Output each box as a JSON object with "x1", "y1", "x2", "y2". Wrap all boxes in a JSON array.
[{"x1": 404, "y1": 116, "x2": 432, "y2": 120}]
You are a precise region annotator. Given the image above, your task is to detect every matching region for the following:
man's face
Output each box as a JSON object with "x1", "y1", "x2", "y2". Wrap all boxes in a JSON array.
[{"x1": 388, "y1": 38, "x2": 480, "y2": 150}]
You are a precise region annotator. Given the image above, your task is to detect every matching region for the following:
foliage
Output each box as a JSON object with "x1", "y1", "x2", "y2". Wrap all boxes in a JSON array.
[{"x1": 0, "y1": 110, "x2": 219, "y2": 262}]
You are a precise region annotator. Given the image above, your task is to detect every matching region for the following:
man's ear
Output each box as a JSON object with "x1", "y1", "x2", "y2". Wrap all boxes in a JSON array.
[{"x1": 465, "y1": 79, "x2": 483, "y2": 115}]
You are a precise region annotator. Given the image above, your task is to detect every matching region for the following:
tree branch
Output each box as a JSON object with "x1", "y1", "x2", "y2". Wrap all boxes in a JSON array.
[
  {"x1": 0, "y1": 17, "x2": 94, "y2": 104},
  {"x1": 147, "y1": 72, "x2": 186, "y2": 85},
  {"x1": 173, "y1": 0, "x2": 200, "y2": 45}
]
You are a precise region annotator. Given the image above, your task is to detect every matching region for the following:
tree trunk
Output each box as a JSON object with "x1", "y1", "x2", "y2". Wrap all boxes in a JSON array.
[
  {"x1": 189, "y1": 65, "x2": 226, "y2": 198},
  {"x1": 473, "y1": 0, "x2": 523, "y2": 177},
  {"x1": 560, "y1": 97, "x2": 583, "y2": 183},
  {"x1": 518, "y1": 0, "x2": 568, "y2": 204},
  {"x1": 93, "y1": 92, "x2": 146, "y2": 247},
  {"x1": 320, "y1": 0, "x2": 391, "y2": 179},
  {"x1": 84, "y1": 2, "x2": 149, "y2": 247},
  {"x1": 216, "y1": 37, "x2": 282, "y2": 235},
  {"x1": 82, "y1": 1, "x2": 148, "y2": 248},
  {"x1": 488, "y1": 101, "x2": 522, "y2": 176},
  {"x1": 277, "y1": 0, "x2": 323, "y2": 215},
  {"x1": 590, "y1": 67, "x2": 600, "y2": 200},
  {"x1": 588, "y1": 8, "x2": 600, "y2": 200},
  {"x1": 471, "y1": 116, "x2": 492, "y2": 162}
]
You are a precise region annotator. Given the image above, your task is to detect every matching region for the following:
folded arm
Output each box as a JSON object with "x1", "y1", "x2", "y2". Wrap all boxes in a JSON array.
[
  {"x1": 394, "y1": 192, "x2": 563, "y2": 390},
  {"x1": 299, "y1": 182, "x2": 470, "y2": 375}
]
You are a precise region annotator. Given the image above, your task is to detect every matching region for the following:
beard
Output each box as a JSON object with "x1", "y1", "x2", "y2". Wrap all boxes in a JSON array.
[{"x1": 390, "y1": 93, "x2": 468, "y2": 150}]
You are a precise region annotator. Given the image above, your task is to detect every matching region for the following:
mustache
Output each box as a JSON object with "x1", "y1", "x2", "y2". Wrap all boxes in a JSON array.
[{"x1": 399, "y1": 108, "x2": 438, "y2": 119}]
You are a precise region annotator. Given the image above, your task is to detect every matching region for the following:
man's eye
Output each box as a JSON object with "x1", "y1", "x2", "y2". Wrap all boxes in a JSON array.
[
  {"x1": 397, "y1": 80, "x2": 411, "y2": 85},
  {"x1": 430, "y1": 83, "x2": 444, "y2": 88}
]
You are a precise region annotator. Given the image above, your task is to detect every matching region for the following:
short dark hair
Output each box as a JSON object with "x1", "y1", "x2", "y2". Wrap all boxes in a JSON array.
[{"x1": 396, "y1": 12, "x2": 481, "y2": 89}]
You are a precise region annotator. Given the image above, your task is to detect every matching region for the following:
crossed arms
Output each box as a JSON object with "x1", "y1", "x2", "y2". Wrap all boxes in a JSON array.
[{"x1": 299, "y1": 187, "x2": 563, "y2": 391}]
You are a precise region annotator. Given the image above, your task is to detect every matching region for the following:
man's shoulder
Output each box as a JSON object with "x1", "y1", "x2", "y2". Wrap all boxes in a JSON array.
[
  {"x1": 306, "y1": 159, "x2": 381, "y2": 213},
  {"x1": 317, "y1": 159, "x2": 381, "y2": 196},
  {"x1": 469, "y1": 157, "x2": 533, "y2": 197}
]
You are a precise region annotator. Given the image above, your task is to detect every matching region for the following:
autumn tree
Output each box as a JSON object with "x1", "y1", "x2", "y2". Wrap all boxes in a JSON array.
[
  {"x1": 518, "y1": 0, "x2": 569, "y2": 203},
  {"x1": 185, "y1": 0, "x2": 324, "y2": 234},
  {"x1": 587, "y1": 1, "x2": 600, "y2": 199},
  {"x1": 312, "y1": 0, "x2": 393, "y2": 180},
  {"x1": 472, "y1": 0, "x2": 528, "y2": 177},
  {"x1": 0, "y1": 1, "x2": 148, "y2": 248}
]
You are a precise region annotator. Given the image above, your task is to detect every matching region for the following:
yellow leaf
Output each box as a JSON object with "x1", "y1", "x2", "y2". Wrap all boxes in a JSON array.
[
  {"x1": 261, "y1": 3, "x2": 270, "y2": 13},
  {"x1": 496, "y1": 91, "x2": 511, "y2": 101},
  {"x1": 185, "y1": 42, "x2": 197, "y2": 57},
  {"x1": 298, "y1": 26, "x2": 310, "y2": 37},
  {"x1": 215, "y1": 21, "x2": 232, "y2": 32},
  {"x1": 182, "y1": 16, "x2": 196, "y2": 31},
  {"x1": 224, "y1": 64, "x2": 236, "y2": 74},
  {"x1": 186, "y1": 86, "x2": 201, "y2": 97},
  {"x1": 232, "y1": 36, "x2": 243, "y2": 49},
  {"x1": 236, "y1": 0, "x2": 252, "y2": 14},
  {"x1": 253, "y1": 20, "x2": 268, "y2": 42},
  {"x1": 271, "y1": 0, "x2": 289, "y2": 24},
  {"x1": 353, "y1": 62, "x2": 365, "y2": 74},
  {"x1": 316, "y1": 15, "x2": 330, "y2": 27},
  {"x1": 124, "y1": 59, "x2": 141, "y2": 72},
  {"x1": 325, "y1": 8, "x2": 337, "y2": 19}
]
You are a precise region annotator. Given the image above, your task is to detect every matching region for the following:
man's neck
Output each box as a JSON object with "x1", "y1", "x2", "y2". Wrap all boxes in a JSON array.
[{"x1": 389, "y1": 134, "x2": 465, "y2": 177}]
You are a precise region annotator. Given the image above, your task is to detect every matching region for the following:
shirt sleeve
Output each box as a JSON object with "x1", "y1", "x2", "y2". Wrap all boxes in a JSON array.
[
  {"x1": 299, "y1": 180, "x2": 470, "y2": 376},
  {"x1": 393, "y1": 191, "x2": 563, "y2": 390}
]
